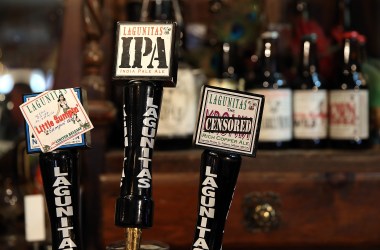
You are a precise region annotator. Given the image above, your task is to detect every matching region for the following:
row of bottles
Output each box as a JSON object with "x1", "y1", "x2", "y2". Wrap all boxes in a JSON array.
[
  {"x1": 245, "y1": 30, "x2": 370, "y2": 150},
  {"x1": 112, "y1": 0, "x2": 371, "y2": 151}
]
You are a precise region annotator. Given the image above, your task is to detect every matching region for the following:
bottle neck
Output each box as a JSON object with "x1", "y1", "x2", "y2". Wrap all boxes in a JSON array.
[
  {"x1": 259, "y1": 38, "x2": 280, "y2": 74},
  {"x1": 217, "y1": 42, "x2": 238, "y2": 80},
  {"x1": 146, "y1": 0, "x2": 187, "y2": 60},
  {"x1": 342, "y1": 38, "x2": 361, "y2": 72},
  {"x1": 338, "y1": 0, "x2": 352, "y2": 31},
  {"x1": 298, "y1": 39, "x2": 319, "y2": 77}
]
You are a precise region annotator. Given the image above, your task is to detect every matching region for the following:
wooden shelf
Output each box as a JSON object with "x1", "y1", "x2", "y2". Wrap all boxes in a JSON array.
[
  {"x1": 101, "y1": 145, "x2": 380, "y2": 249},
  {"x1": 105, "y1": 146, "x2": 380, "y2": 174}
]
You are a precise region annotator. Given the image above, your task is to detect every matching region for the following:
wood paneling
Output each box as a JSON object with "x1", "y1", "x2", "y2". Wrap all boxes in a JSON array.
[{"x1": 100, "y1": 148, "x2": 380, "y2": 249}]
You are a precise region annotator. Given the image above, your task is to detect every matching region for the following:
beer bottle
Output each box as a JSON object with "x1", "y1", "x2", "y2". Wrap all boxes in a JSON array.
[
  {"x1": 145, "y1": 0, "x2": 200, "y2": 150},
  {"x1": 208, "y1": 41, "x2": 241, "y2": 90},
  {"x1": 293, "y1": 34, "x2": 328, "y2": 148},
  {"x1": 246, "y1": 31, "x2": 292, "y2": 149},
  {"x1": 329, "y1": 31, "x2": 371, "y2": 149}
]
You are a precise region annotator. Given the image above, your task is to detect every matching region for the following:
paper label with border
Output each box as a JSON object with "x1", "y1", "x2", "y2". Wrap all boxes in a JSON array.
[
  {"x1": 20, "y1": 88, "x2": 93, "y2": 153},
  {"x1": 23, "y1": 88, "x2": 89, "y2": 153},
  {"x1": 113, "y1": 22, "x2": 177, "y2": 86},
  {"x1": 194, "y1": 86, "x2": 264, "y2": 157}
]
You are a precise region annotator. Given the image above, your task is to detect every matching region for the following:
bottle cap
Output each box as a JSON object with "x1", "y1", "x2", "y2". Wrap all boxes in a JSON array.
[
  {"x1": 261, "y1": 31, "x2": 279, "y2": 40},
  {"x1": 302, "y1": 33, "x2": 317, "y2": 42},
  {"x1": 343, "y1": 31, "x2": 359, "y2": 40},
  {"x1": 357, "y1": 34, "x2": 367, "y2": 44}
]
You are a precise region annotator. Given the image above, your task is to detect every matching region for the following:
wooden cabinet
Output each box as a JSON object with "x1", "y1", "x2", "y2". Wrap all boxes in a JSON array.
[{"x1": 99, "y1": 148, "x2": 380, "y2": 250}]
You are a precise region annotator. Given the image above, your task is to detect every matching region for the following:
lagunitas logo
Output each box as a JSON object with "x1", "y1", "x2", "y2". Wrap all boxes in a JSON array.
[
  {"x1": 194, "y1": 86, "x2": 265, "y2": 157},
  {"x1": 114, "y1": 22, "x2": 177, "y2": 86},
  {"x1": 192, "y1": 165, "x2": 217, "y2": 250},
  {"x1": 53, "y1": 166, "x2": 77, "y2": 249},
  {"x1": 137, "y1": 97, "x2": 158, "y2": 189}
]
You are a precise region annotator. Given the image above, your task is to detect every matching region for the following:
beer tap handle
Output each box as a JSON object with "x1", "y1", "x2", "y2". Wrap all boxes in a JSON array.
[
  {"x1": 39, "y1": 150, "x2": 83, "y2": 250},
  {"x1": 191, "y1": 150, "x2": 241, "y2": 250},
  {"x1": 112, "y1": 21, "x2": 178, "y2": 250},
  {"x1": 191, "y1": 85, "x2": 265, "y2": 250}
]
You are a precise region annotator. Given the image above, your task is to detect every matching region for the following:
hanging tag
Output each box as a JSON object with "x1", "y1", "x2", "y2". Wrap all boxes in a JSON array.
[
  {"x1": 20, "y1": 88, "x2": 93, "y2": 153},
  {"x1": 193, "y1": 85, "x2": 265, "y2": 157}
]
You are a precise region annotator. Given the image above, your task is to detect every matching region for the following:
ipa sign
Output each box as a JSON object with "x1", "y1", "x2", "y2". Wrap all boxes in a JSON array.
[
  {"x1": 194, "y1": 85, "x2": 265, "y2": 157},
  {"x1": 113, "y1": 21, "x2": 178, "y2": 87}
]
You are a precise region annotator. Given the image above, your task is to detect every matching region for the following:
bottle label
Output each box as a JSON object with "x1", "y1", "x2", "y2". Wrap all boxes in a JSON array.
[
  {"x1": 329, "y1": 90, "x2": 369, "y2": 139},
  {"x1": 157, "y1": 67, "x2": 198, "y2": 137},
  {"x1": 293, "y1": 90, "x2": 328, "y2": 139},
  {"x1": 249, "y1": 89, "x2": 292, "y2": 142}
]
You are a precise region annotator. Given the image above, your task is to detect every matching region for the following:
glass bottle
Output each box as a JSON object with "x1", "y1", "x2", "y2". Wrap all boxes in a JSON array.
[
  {"x1": 246, "y1": 31, "x2": 292, "y2": 149},
  {"x1": 329, "y1": 31, "x2": 371, "y2": 149},
  {"x1": 293, "y1": 34, "x2": 328, "y2": 148},
  {"x1": 146, "y1": 0, "x2": 200, "y2": 150},
  {"x1": 208, "y1": 41, "x2": 241, "y2": 90},
  {"x1": 0, "y1": 147, "x2": 27, "y2": 249}
]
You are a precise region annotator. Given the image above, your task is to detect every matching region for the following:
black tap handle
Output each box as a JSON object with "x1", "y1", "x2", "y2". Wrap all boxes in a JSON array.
[
  {"x1": 39, "y1": 150, "x2": 82, "y2": 250},
  {"x1": 191, "y1": 150, "x2": 241, "y2": 250},
  {"x1": 115, "y1": 80, "x2": 163, "y2": 228}
]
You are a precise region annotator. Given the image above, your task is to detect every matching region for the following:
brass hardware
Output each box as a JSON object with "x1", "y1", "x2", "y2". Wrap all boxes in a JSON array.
[
  {"x1": 125, "y1": 228, "x2": 142, "y2": 250},
  {"x1": 243, "y1": 192, "x2": 280, "y2": 232}
]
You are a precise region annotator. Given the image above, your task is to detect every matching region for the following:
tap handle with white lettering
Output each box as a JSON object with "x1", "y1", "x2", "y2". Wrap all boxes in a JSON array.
[
  {"x1": 115, "y1": 80, "x2": 163, "y2": 228},
  {"x1": 39, "y1": 150, "x2": 82, "y2": 250},
  {"x1": 191, "y1": 150, "x2": 241, "y2": 250}
]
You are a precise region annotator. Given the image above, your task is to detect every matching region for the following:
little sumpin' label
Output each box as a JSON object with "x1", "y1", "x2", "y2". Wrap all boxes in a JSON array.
[
  {"x1": 194, "y1": 85, "x2": 265, "y2": 157},
  {"x1": 113, "y1": 22, "x2": 178, "y2": 87},
  {"x1": 20, "y1": 88, "x2": 94, "y2": 153}
]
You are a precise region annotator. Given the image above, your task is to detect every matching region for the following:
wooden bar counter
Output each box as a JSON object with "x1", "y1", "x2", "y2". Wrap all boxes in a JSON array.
[{"x1": 100, "y1": 147, "x2": 380, "y2": 250}]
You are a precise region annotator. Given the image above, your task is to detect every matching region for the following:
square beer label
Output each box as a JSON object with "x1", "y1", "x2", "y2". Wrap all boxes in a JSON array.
[
  {"x1": 194, "y1": 85, "x2": 265, "y2": 157},
  {"x1": 21, "y1": 88, "x2": 93, "y2": 154},
  {"x1": 113, "y1": 21, "x2": 178, "y2": 87}
]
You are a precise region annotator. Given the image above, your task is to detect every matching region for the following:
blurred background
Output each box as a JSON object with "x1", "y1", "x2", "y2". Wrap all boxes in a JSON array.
[{"x1": 1, "y1": 0, "x2": 380, "y2": 249}]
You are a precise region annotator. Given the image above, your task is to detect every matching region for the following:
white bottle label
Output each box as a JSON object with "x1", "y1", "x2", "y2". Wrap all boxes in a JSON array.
[
  {"x1": 157, "y1": 67, "x2": 198, "y2": 137},
  {"x1": 249, "y1": 89, "x2": 292, "y2": 142},
  {"x1": 329, "y1": 90, "x2": 369, "y2": 139},
  {"x1": 293, "y1": 90, "x2": 328, "y2": 139}
]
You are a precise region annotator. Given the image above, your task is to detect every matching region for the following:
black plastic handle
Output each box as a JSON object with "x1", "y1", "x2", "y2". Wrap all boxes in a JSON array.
[
  {"x1": 115, "y1": 80, "x2": 163, "y2": 228},
  {"x1": 39, "y1": 149, "x2": 82, "y2": 250},
  {"x1": 191, "y1": 150, "x2": 241, "y2": 250}
]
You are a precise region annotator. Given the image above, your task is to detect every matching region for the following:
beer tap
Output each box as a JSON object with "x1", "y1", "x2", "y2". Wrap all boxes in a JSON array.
[
  {"x1": 191, "y1": 85, "x2": 264, "y2": 250},
  {"x1": 112, "y1": 21, "x2": 178, "y2": 250},
  {"x1": 20, "y1": 88, "x2": 93, "y2": 249}
]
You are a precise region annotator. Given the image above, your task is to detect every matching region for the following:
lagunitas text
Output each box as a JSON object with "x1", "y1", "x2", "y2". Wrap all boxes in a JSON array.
[
  {"x1": 192, "y1": 165, "x2": 218, "y2": 250},
  {"x1": 137, "y1": 97, "x2": 158, "y2": 188},
  {"x1": 25, "y1": 89, "x2": 68, "y2": 114},
  {"x1": 53, "y1": 166, "x2": 77, "y2": 249}
]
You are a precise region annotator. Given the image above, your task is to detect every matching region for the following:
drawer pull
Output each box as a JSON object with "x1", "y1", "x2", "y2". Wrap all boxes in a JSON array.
[{"x1": 243, "y1": 192, "x2": 280, "y2": 232}]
